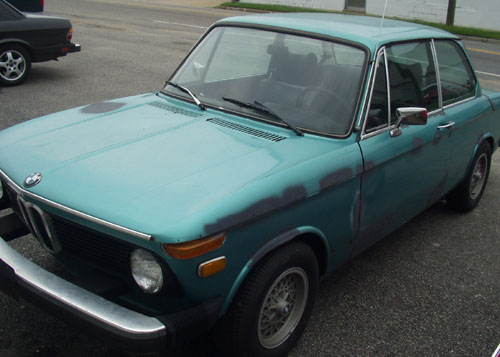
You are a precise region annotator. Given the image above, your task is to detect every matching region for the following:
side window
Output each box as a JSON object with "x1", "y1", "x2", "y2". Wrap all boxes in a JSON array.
[
  {"x1": 365, "y1": 52, "x2": 389, "y2": 133},
  {"x1": 434, "y1": 40, "x2": 476, "y2": 106},
  {"x1": 386, "y1": 41, "x2": 439, "y2": 123}
]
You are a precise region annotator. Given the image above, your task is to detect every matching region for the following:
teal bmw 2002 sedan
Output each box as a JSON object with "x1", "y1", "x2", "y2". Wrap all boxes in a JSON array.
[{"x1": 1, "y1": 13, "x2": 499, "y2": 356}]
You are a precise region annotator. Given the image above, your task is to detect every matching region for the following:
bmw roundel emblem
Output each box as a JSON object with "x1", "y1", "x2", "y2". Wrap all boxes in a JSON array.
[{"x1": 24, "y1": 172, "x2": 42, "y2": 188}]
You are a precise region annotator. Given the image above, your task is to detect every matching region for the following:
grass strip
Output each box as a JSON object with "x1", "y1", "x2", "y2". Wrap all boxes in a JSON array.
[
  {"x1": 218, "y1": 2, "x2": 500, "y2": 40},
  {"x1": 218, "y1": 2, "x2": 337, "y2": 13},
  {"x1": 409, "y1": 20, "x2": 500, "y2": 40}
]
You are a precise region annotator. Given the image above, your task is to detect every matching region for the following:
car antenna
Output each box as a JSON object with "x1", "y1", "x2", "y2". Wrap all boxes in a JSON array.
[{"x1": 375, "y1": 0, "x2": 389, "y2": 53}]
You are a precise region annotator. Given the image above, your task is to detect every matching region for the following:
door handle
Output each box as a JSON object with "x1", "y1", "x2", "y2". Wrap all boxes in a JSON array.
[{"x1": 437, "y1": 121, "x2": 455, "y2": 130}]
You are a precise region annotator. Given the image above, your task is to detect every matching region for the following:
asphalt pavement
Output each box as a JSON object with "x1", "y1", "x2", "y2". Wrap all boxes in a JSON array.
[{"x1": 1, "y1": 1, "x2": 500, "y2": 356}]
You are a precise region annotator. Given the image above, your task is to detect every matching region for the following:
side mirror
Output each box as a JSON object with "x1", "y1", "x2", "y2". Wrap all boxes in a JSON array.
[{"x1": 390, "y1": 107, "x2": 428, "y2": 137}]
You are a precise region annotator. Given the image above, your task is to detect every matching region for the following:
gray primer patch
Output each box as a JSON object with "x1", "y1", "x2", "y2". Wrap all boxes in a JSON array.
[
  {"x1": 204, "y1": 185, "x2": 308, "y2": 235},
  {"x1": 81, "y1": 102, "x2": 126, "y2": 114}
]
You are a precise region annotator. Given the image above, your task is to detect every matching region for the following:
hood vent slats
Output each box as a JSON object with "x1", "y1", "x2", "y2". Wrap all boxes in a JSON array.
[
  {"x1": 207, "y1": 118, "x2": 286, "y2": 142},
  {"x1": 148, "y1": 101, "x2": 202, "y2": 118}
]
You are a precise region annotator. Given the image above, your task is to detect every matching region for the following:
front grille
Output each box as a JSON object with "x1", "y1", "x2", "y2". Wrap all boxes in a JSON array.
[
  {"x1": 50, "y1": 215, "x2": 133, "y2": 277},
  {"x1": 1, "y1": 178, "x2": 144, "y2": 282}
]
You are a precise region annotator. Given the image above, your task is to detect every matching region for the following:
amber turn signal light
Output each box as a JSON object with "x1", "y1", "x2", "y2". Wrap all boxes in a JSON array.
[
  {"x1": 198, "y1": 256, "x2": 226, "y2": 278},
  {"x1": 162, "y1": 233, "x2": 226, "y2": 260}
]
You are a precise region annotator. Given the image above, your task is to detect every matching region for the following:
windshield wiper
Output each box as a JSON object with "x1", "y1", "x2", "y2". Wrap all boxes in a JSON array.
[
  {"x1": 221, "y1": 97, "x2": 303, "y2": 137},
  {"x1": 165, "y1": 81, "x2": 205, "y2": 111}
]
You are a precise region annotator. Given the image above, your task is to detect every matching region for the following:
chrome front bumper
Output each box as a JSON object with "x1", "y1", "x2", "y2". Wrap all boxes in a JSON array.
[
  {"x1": 0, "y1": 236, "x2": 168, "y2": 350},
  {"x1": 0, "y1": 235, "x2": 222, "y2": 351}
]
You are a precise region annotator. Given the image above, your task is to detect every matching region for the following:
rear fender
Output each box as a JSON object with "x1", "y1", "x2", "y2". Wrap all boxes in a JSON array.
[
  {"x1": 0, "y1": 39, "x2": 33, "y2": 58},
  {"x1": 465, "y1": 134, "x2": 494, "y2": 175}
]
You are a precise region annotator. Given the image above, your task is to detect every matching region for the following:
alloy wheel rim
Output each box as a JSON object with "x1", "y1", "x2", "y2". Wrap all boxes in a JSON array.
[
  {"x1": 469, "y1": 153, "x2": 488, "y2": 200},
  {"x1": 258, "y1": 267, "x2": 309, "y2": 349},
  {"x1": 0, "y1": 50, "x2": 26, "y2": 81}
]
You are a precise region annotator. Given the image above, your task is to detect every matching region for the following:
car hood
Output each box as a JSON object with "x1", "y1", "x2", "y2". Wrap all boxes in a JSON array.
[{"x1": 0, "y1": 94, "x2": 357, "y2": 242}]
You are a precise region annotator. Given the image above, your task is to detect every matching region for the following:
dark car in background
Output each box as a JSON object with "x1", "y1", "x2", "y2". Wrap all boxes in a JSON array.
[
  {"x1": 6, "y1": 0, "x2": 43, "y2": 12},
  {"x1": 0, "y1": 0, "x2": 80, "y2": 85}
]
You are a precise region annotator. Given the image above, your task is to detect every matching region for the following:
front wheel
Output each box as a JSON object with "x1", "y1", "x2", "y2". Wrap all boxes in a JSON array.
[
  {"x1": 217, "y1": 242, "x2": 319, "y2": 356},
  {"x1": 448, "y1": 141, "x2": 492, "y2": 212},
  {"x1": 0, "y1": 45, "x2": 32, "y2": 86}
]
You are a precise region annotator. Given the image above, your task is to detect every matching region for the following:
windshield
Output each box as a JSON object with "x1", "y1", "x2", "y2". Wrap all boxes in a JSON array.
[{"x1": 164, "y1": 26, "x2": 366, "y2": 136}]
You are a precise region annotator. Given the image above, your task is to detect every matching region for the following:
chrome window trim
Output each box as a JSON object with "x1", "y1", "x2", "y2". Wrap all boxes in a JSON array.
[
  {"x1": 430, "y1": 39, "x2": 444, "y2": 109},
  {"x1": 0, "y1": 169, "x2": 153, "y2": 242},
  {"x1": 384, "y1": 47, "x2": 392, "y2": 126},
  {"x1": 355, "y1": 51, "x2": 376, "y2": 129},
  {"x1": 361, "y1": 47, "x2": 388, "y2": 137},
  {"x1": 442, "y1": 95, "x2": 476, "y2": 110}
]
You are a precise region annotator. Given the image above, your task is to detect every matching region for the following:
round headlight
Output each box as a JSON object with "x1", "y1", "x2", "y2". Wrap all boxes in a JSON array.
[{"x1": 130, "y1": 249, "x2": 164, "y2": 294}]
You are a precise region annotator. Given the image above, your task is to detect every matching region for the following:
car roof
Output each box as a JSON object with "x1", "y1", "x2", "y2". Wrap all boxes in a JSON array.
[{"x1": 216, "y1": 12, "x2": 458, "y2": 54}]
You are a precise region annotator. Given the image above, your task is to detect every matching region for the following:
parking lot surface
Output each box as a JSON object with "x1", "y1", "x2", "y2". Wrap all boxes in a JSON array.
[{"x1": 1, "y1": 1, "x2": 500, "y2": 356}]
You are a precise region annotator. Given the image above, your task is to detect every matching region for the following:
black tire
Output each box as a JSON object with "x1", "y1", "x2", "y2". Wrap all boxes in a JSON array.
[
  {"x1": 448, "y1": 141, "x2": 492, "y2": 212},
  {"x1": 0, "y1": 44, "x2": 32, "y2": 86},
  {"x1": 216, "y1": 242, "x2": 319, "y2": 357}
]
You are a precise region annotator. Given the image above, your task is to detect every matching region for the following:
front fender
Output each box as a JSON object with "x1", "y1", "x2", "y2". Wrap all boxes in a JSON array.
[{"x1": 220, "y1": 226, "x2": 328, "y2": 315}]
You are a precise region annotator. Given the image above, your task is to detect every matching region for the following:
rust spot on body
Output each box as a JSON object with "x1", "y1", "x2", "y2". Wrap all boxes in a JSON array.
[
  {"x1": 433, "y1": 130, "x2": 442, "y2": 145},
  {"x1": 412, "y1": 137, "x2": 424, "y2": 154},
  {"x1": 204, "y1": 185, "x2": 307, "y2": 235},
  {"x1": 319, "y1": 168, "x2": 354, "y2": 191},
  {"x1": 365, "y1": 160, "x2": 375, "y2": 171}
]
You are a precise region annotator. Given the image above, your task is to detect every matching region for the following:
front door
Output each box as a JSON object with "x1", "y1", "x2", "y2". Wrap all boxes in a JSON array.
[{"x1": 356, "y1": 41, "x2": 450, "y2": 255}]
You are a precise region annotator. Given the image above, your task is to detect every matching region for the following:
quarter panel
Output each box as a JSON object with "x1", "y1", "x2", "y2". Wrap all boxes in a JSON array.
[{"x1": 440, "y1": 96, "x2": 497, "y2": 191}]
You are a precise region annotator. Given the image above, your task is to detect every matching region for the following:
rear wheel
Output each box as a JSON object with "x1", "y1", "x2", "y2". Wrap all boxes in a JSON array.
[
  {"x1": 448, "y1": 141, "x2": 492, "y2": 212},
  {"x1": 0, "y1": 45, "x2": 31, "y2": 86},
  {"x1": 217, "y1": 242, "x2": 319, "y2": 357}
]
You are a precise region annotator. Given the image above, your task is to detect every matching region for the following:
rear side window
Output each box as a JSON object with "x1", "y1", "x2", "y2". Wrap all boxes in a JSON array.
[{"x1": 434, "y1": 40, "x2": 476, "y2": 106}]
